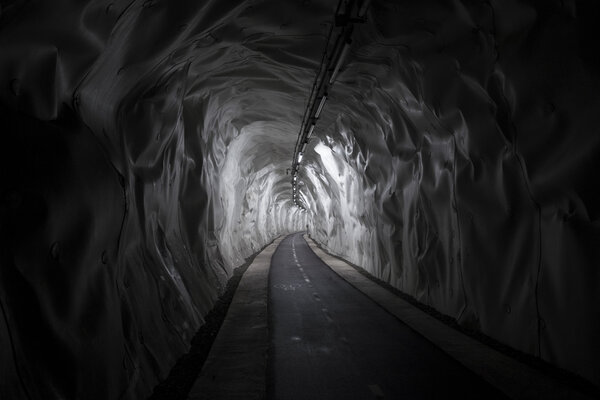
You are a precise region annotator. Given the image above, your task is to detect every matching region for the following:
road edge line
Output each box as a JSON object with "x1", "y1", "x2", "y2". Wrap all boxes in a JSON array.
[
  {"x1": 188, "y1": 236, "x2": 284, "y2": 400},
  {"x1": 303, "y1": 234, "x2": 591, "y2": 400}
]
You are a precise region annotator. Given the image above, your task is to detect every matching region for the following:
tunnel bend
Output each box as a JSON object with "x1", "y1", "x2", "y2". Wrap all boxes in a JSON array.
[
  {"x1": 267, "y1": 233, "x2": 508, "y2": 399},
  {"x1": 1, "y1": 0, "x2": 600, "y2": 399}
]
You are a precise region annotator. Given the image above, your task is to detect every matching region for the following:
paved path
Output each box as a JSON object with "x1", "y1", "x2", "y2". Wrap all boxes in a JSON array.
[
  {"x1": 190, "y1": 232, "x2": 592, "y2": 399},
  {"x1": 267, "y1": 233, "x2": 507, "y2": 400},
  {"x1": 189, "y1": 237, "x2": 284, "y2": 400}
]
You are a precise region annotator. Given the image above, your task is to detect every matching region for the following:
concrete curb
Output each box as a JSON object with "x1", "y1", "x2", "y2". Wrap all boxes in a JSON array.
[
  {"x1": 188, "y1": 237, "x2": 284, "y2": 400},
  {"x1": 303, "y1": 235, "x2": 592, "y2": 400}
]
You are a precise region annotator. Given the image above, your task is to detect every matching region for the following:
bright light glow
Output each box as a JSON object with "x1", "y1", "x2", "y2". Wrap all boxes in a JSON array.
[
  {"x1": 297, "y1": 152, "x2": 304, "y2": 163},
  {"x1": 315, "y1": 95, "x2": 327, "y2": 118},
  {"x1": 314, "y1": 142, "x2": 340, "y2": 178},
  {"x1": 218, "y1": 121, "x2": 307, "y2": 269}
]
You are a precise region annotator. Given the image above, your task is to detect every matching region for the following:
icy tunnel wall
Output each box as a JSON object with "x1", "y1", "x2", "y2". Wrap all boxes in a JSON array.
[
  {"x1": 1, "y1": 0, "x2": 600, "y2": 398},
  {"x1": 219, "y1": 121, "x2": 307, "y2": 267},
  {"x1": 0, "y1": 0, "x2": 308, "y2": 399},
  {"x1": 302, "y1": 0, "x2": 600, "y2": 386}
]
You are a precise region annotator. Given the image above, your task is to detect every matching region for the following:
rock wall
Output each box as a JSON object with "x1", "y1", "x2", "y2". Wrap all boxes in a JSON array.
[
  {"x1": 1, "y1": 0, "x2": 599, "y2": 398},
  {"x1": 304, "y1": 0, "x2": 600, "y2": 387},
  {"x1": 0, "y1": 1, "x2": 307, "y2": 398}
]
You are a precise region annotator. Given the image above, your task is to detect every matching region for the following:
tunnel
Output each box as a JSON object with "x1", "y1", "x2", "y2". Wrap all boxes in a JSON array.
[{"x1": 1, "y1": 0, "x2": 600, "y2": 399}]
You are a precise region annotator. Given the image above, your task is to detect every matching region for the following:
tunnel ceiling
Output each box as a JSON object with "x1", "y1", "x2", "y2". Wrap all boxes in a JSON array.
[{"x1": 2, "y1": 0, "x2": 600, "y2": 399}]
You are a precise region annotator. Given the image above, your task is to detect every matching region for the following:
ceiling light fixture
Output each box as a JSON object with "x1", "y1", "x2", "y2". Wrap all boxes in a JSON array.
[
  {"x1": 315, "y1": 95, "x2": 327, "y2": 119},
  {"x1": 307, "y1": 123, "x2": 315, "y2": 138},
  {"x1": 329, "y1": 41, "x2": 351, "y2": 84},
  {"x1": 358, "y1": 0, "x2": 371, "y2": 17},
  {"x1": 290, "y1": 0, "x2": 369, "y2": 206}
]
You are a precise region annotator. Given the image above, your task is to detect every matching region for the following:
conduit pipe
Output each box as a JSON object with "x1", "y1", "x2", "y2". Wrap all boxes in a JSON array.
[{"x1": 290, "y1": 0, "x2": 370, "y2": 206}]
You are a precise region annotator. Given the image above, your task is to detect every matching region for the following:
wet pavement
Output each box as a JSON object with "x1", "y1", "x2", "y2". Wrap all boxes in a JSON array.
[{"x1": 267, "y1": 233, "x2": 508, "y2": 400}]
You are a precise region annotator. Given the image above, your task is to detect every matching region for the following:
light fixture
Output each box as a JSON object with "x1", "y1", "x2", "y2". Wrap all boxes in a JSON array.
[
  {"x1": 307, "y1": 123, "x2": 315, "y2": 138},
  {"x1": 291, "y1": 3, "x2": 360, "y2": 204},
  {"x1": 329, "y1": 41, "x2": 351, "y2": 84},
  {"x1": 315, "y1": 95, "x2": 327, "y2": 119},
  {"x1": 358, "y1": 0, "x2": 371, "y2": 17}
]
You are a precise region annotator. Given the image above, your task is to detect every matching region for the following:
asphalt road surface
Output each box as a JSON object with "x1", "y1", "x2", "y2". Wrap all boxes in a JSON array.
[{"x1": 267, "y1": 233, "x2": 508, "y2": 400}]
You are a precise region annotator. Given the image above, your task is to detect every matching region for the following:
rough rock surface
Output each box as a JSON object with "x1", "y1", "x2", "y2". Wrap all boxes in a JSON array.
[{"x1": 0, "y1": 0, "x2": 599, "y2": 399}]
